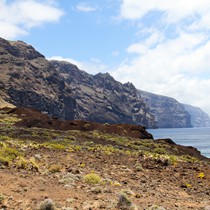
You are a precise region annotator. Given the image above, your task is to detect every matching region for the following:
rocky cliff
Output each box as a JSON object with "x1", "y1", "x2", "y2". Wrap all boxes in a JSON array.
[
  {"x1": 183, "y1": 104, "x2": 210, "y2": 127},
  {"x1": 0, "y1": 37, "x2": 76, "y2": 120},
  {"x1": 138, "y1": 90, "x2": 192, "y2": 128},
  {"x1": 0, "y1": 37, "x2": 157, "y2": 127},
  {"x1": 2, "y1": 37, "x2": 208, "y2": 128},
  {"x1": 50, "y1": 60, "x2": 157, "y2": 127}
]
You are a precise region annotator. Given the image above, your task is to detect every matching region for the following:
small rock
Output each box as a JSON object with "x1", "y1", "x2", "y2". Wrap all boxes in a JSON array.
[
  {"x1": 34, "y1": 154, "x2": 42, "y2": 160},
  {"x1": 66, "y1": 198, "x2": 75, "y2": 204},
  {"x1": 38, "y1": 198, "x2": 55, "y2": 210},
  {"x1": 117, "y1": 194, "x2": 138, "y2": 210},
  {"x1": 59, "y1": 173, "x2": 80, "y2": 185},
  {"x1": 162, "y1": 159, "x2": 171, "y2": 166},
  {"x1": 1, "y1": 205, "x2": 7, "y2": 210},
  {"x1": 135, "y1": 163, "x2": 144, "y2": 172},
  {"x1": 135, "y1": 194, "x2": 141, "y2": 198},
  {"x1": 121, "y1": 189, "x2": 135, "y2": 196},
  {"x1": 66, "y1": 168, "x2": 81, "y2": 174},
  {"x1": 91, "y1": 186, "x2": 102, "y2": 194}
]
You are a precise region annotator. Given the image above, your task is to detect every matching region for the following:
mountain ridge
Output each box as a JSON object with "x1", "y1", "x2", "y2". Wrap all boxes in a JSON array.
[
  {"x1": 0, "y1": 37, "x2": 157, "y2": 127},
  {"x1": 0, "y1": 36, "x2": 209, "y2": 128},
  {"x1": 50, "y1": 60, "x2": 157, "y2": 127}
]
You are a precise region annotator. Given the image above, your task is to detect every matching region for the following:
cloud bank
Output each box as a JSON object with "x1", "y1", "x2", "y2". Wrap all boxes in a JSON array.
[
  {"x1": 0, "y1": 0, "x2": 64, "y2": 39},
  {"x1": 112, "y1": 0, "x2": 210, "y2": 115}
]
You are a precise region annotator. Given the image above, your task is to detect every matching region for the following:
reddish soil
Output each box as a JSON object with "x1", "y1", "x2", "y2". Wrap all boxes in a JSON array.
[
  {"x1": 8, "y1": 107, "x2": 153, "y2": 139},
  {"x1": 1, "y1": 148, "x2": 210, "y2": 210},
  {"x1": 0, "y1": 107, "x2": 210, "y2": 210}
]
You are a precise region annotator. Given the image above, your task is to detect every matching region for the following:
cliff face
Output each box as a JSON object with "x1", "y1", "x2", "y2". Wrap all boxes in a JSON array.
[
  {"x1": 0, "y1": 37, "x2": 157, "y2": 127},
  {"x1": 138, "y1": 90, "x2": 192, "y2": 128},
  {"x1": 0, "y1": 37, "x2": 76, "y2": 120},
  {"x1": 50, "y1": 61, "x2": 157, "y2": 127},
  {"x1": 183, "y1": 104, "x2": 210, "y2": 127},
  {"x1": 2, "y1": 37, "x2": 208, "y2": 128}
]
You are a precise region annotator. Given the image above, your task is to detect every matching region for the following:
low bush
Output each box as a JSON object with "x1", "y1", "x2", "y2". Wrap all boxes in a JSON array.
[{"x1": 83, "y1": 173, "x2": 101, "y2": 185}]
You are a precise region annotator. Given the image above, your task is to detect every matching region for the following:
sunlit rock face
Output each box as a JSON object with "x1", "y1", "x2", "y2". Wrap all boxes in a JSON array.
[{"x1": 138, "y1": 90, "x2": 192, "y2": 128}]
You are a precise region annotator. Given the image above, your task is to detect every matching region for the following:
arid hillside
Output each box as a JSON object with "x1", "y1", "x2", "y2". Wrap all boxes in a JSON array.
[{"x1": 0, "y1": 107, "x2": 210, "y2": 210}]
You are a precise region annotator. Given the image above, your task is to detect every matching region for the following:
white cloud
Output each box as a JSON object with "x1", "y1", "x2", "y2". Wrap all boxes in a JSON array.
[
  {"x1": 120, "y1": 0, "x2": 210, "y2": 27},
  {"x1": 127, "y1": 30, "x2": 164, "y2": 54},
  {"x1": 0, "y1": 0, "x2": 64, "y2": 39},
  {"x1": 0, "y1": 21, "x2": 28, "y2": 38},
  {"x1": 48, "y1": 56, "x2": 108, "y2": 75},
  {"x1": 74, "y1": 2, "x2": 98, "y2": 13},
  {"x1": 111, "y1": 0, "x2": 210, "y2": 115},
  {"x1": 112, "y1": 32, "x2": 210, "y2": 115}
]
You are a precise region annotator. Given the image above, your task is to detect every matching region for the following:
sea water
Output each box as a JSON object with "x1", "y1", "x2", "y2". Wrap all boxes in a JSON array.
[{"x1": 148, "y1": 127, "x2": 210, "y2": 158}]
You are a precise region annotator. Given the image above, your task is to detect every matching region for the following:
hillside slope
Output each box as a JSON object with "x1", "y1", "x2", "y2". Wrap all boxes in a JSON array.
[{"x1": 0, "y1": 107, "x2": 210, "y2": 210}]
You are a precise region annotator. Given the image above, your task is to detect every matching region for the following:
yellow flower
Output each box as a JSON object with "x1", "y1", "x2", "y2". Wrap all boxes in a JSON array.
[{"x1": 198, "y1": 172, "x2": 205, "y2": 179}]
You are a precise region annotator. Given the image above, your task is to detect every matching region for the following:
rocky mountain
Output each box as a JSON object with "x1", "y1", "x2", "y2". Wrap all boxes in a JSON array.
[
  {"x1": 0, "y1": 37, "x2": 156, "y2": 128},
  {"x1": 50, "y1": 60, "x2": 156, "y2": 127},
  {"x1": 0, "y1": 37, "x2": 77, "y2": 120},
  {"x1": 1, "y1": 36, "x2": 209, "y2": 128},
  {"x1": 138, "y1": 90, "x2": 192, "y2": 128},
  {"x1": 183, "y1": 104, "x2": 210, "y2": 127}
]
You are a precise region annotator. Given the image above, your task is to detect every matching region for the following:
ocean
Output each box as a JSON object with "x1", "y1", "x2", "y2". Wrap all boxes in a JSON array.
[{"x1": 148, "y1": 127, "x2": 210, "y2": 158}]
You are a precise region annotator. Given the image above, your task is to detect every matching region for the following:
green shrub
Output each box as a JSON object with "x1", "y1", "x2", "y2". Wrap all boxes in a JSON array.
[
  {"x1": 153, "y1": 147, "x2": 167, "y2": 154},
  {"x1": 0, "y1": 147, "x2": 21, "y2": 161},
  {"x1": 83, "y1": 173, "x2": 101, "y2": 185},
  {"x1": 43, "y1": 142, "x2": 66, "y2": 150}
]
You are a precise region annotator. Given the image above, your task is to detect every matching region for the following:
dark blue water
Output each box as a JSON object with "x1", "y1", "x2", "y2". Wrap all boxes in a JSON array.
[{"x1": 148, "y1": 127, "x2": 210, "y2": 158}]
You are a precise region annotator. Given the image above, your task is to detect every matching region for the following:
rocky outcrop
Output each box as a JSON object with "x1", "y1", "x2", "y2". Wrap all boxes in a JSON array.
[
  {"x1": 138, "y1": 90, "x2": 192, "y2": 128},
  {"x1": 183, "y1": 104, "x2": 210, "y2": 127},
  {"x1": 50, "y1": 61, "x2": 157, "y2": 128},
  {"x1": 4, "y1": 107, "x2": 153, "y2": 139}
]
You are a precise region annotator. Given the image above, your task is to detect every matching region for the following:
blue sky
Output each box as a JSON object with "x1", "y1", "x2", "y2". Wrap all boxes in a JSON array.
[{"x1": 1, "y1": 0, "x2": 210, "y2": 116}]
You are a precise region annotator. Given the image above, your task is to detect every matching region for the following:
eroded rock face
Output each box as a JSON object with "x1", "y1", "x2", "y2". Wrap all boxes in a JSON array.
[
  {"x1": 50, "y1": 60, "x2": 157, "y2": 128},
  {"x1": 0, "y1": 37, "x2": 157, "y2": 127},
  {"x1": 138, "y1": 90, "x2": 192, "y2": 128},
  {"x1": 0, "y1": 37, "x2": 76, "y2": 120},
  {"x1": 183, "y1": 104, "x2": 210, "y2": 127}
]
